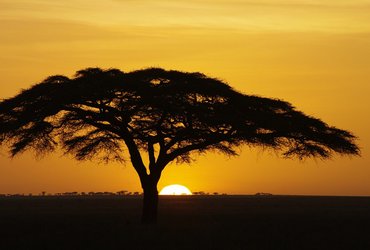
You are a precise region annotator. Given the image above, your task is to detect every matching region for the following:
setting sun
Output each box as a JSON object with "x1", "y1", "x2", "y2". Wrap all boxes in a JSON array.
[{"x1": 159, "y1": 184, "x2": 192, "y2": 195}]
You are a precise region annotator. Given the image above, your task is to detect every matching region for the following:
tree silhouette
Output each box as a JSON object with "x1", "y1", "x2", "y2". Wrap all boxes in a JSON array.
[{"x1": 0, "y1": 68, "x2": 359, "y2": 223}]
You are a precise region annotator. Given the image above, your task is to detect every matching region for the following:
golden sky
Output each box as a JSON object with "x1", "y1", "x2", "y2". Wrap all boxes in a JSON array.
[{"x1": 1, "y1": 0, "x2": 369, "y2": 195}]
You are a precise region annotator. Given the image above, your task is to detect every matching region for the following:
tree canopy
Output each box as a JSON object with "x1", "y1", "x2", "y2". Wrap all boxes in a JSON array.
[{"x1": 0, "y1": 68, "x2": 359, "y2": 163}]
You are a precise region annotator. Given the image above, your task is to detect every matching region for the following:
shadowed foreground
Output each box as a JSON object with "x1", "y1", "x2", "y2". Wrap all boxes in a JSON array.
[{"x1": 0, "y1": 195, "x2": 369, "y2": 250}]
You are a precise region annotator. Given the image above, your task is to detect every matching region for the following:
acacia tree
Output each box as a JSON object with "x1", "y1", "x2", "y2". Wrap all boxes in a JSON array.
[{"x1": 0, "y1": 68, "x2": 359, "y2": 223}]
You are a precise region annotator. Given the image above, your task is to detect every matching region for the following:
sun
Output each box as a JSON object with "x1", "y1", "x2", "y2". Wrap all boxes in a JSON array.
[{"x1": 159, "y1": 184, "x2": 192, "y2": 195}]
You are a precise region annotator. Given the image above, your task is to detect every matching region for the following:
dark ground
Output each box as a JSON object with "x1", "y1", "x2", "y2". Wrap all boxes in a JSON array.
[{"x1": 0, "y1": 195, "x2": 369, "y2": 250}]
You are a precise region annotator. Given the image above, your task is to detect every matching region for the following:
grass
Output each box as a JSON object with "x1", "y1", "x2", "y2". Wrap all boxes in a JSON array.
[{"x1": 0, "y1": 195, "x2": 369, "y2": 250}]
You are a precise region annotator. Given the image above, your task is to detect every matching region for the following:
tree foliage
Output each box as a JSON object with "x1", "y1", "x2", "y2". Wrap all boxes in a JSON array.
[{"x1": 0, "y1": 68, "x2": 359, "y2": 170}]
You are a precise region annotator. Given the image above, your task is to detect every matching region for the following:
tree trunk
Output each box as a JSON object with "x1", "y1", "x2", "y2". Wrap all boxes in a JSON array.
[{"x1": 141, "y1": 179, "x2": 159, "y2": 224}]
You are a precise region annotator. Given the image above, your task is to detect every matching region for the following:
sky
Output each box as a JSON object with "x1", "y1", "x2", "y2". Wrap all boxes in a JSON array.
[{"x1": 0, "y1": 0, "x2": 369, "y2": 195}]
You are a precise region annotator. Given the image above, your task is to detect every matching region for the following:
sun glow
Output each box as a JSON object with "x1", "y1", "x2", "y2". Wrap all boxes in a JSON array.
[{"x1": 159, "y1": 184, "x2": 192, "y2": 195}]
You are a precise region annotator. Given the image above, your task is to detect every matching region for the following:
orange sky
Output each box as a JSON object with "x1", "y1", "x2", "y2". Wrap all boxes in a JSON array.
[{"x1": 0, "y1": 0, "x2": 369, "y2": 195}]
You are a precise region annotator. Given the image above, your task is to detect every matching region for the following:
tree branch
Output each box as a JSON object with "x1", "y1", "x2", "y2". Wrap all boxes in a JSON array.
[
  {"x1": 164, "y1": 135, "x2": 228, "y2": 165},
  {"x1": 120, "y1": 127, "x2": 148, "y2": 179},
  {"x1": 148, "y1": 142, "x2": 156, "y2": 174}
]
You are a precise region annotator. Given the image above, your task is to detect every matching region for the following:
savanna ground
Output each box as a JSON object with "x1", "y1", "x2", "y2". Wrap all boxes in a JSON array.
[{"x1": 0, "y1": 195, "x2": 369, "y2": 250}]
